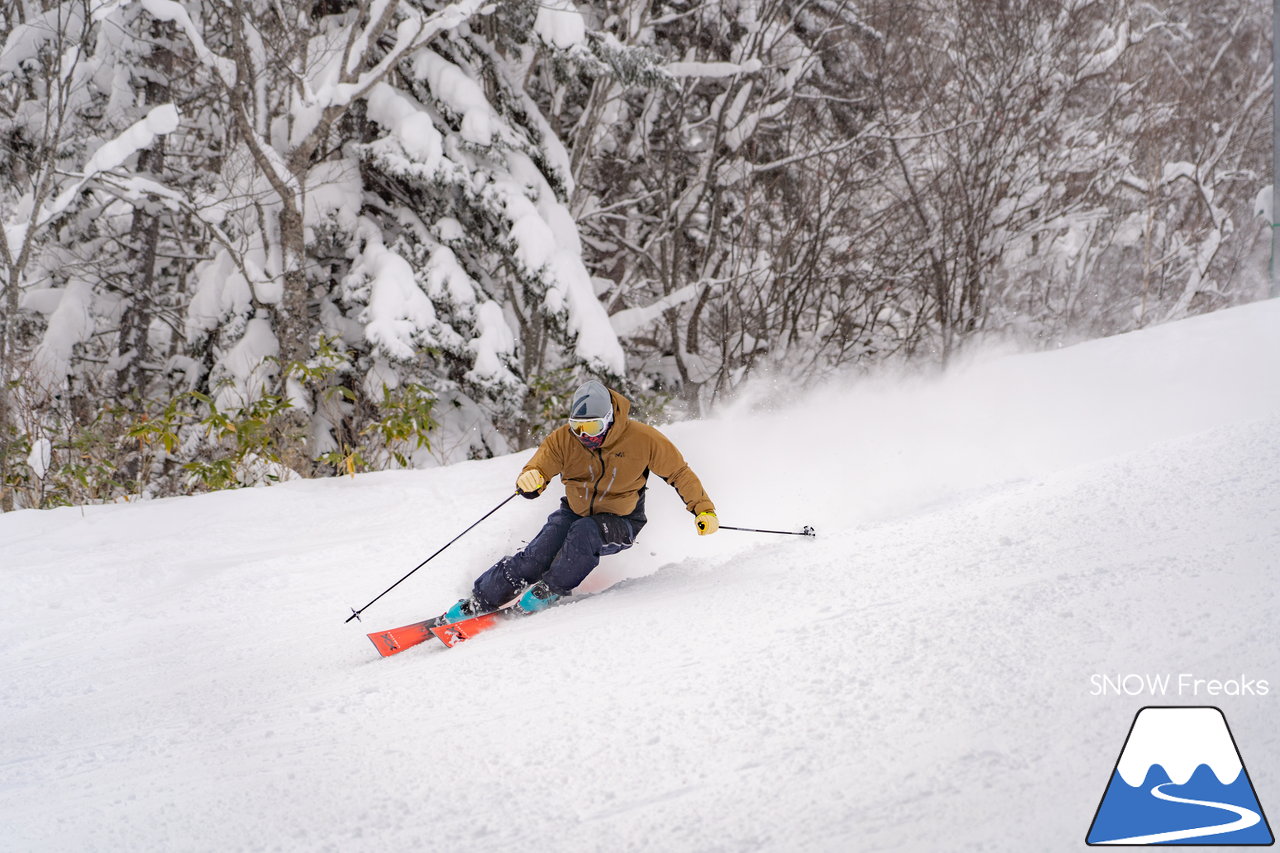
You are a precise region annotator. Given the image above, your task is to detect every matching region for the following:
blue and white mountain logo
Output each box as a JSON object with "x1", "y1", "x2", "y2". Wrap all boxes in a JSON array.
[{"x1": 1087, "y1": 706, "x2": 1273, "y2": 845}]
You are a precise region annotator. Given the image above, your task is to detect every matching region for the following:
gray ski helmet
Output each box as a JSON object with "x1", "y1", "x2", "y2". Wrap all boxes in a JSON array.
[{"x1": 569, "y1": 380, "x2": 612, "y2": 420}]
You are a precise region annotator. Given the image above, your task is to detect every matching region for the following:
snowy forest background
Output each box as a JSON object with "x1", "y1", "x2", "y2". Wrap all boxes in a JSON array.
[{"x1": 0, "y1": 0, "x2": 1272, "y2": 511}]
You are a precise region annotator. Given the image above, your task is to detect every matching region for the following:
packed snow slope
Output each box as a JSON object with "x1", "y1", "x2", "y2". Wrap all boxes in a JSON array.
[{"x1": 3, "y1": 300, "x2": 1279, "y2": 852}]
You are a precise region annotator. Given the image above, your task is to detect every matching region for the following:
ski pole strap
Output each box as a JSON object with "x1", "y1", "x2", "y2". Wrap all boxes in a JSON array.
[
  {"x1": 719, "y1": 524, "x2": 816, "y2": 537},
  {"x1": 346, "y1": 491, "x2": 520, "y2": 623}
]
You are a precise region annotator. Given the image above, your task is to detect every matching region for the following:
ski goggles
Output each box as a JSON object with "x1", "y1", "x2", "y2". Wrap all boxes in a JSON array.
[{"x1": 568, "y1": 416, "x2": 610, "y2": 437}]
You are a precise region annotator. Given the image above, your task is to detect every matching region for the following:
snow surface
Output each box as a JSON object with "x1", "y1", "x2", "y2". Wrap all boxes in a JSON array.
[{"x1": 2, "y1": 300, "x2": 1279, "y2": 851}]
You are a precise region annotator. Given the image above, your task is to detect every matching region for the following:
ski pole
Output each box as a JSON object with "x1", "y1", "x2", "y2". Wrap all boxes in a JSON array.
[
  {"x1": 720, "y1": 524, "x2": 816, "y2": 537},
  {"x1": 345, "y1": 492, "x2": 519, "y2": 623}
]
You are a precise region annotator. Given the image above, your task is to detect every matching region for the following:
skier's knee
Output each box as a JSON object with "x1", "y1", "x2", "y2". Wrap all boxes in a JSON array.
[{"x1": 566, "y1": 516, "x2": 603, "y2": 548}]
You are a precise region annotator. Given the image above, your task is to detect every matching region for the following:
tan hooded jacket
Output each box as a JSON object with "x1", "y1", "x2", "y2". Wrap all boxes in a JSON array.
[{"x1": 522, "y1": 388, "x2": 714, "y2": 518}]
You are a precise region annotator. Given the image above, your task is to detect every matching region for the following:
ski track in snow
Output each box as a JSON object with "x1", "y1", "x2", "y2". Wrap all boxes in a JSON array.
[{"x1": 2, "y1": 300, "x2": 1279, "y2": 851}]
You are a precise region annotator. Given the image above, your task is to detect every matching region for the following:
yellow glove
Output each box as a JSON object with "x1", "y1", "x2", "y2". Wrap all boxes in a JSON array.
[
  {"x1": 516, "y1": 469, "x2": 546, "y2": 498},
  {"x1": 696, "y1": 511, "x2": 718, "y2": 536}
]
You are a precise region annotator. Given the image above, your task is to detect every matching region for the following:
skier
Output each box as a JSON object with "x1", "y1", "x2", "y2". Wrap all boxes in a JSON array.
[{"x1": 440, "y1": 379, "x2": 718, "y2": 622}]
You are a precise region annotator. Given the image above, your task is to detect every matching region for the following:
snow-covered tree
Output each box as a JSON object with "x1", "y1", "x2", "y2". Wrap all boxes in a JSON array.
[
  {"x1": 350, "y1": 0, "x2": 633, "y2": 450},
  {"x1": 0, "y1": 0, "x2": 185, "y2": 509},
  {"x1": 0, "y1": 0, "x2": 1270, "y2": 510},
  {"x1": 1105, "y1": 0, "x2": 1271, "y2": 329},
  {"x1": 857, "y1": 0, "x2": 1269, "y2": 354},
  {"x1": 856, "y1": 0, "x2": 1147, "y2": 361},
  {"x1": 162, "y1": 0, "x2": 632, "y2": 466},
  {"x1": 530, "y1": 0, "x2": 883, "y2": 413}
]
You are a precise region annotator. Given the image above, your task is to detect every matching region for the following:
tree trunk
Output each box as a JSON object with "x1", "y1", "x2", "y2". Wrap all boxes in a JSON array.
[
  {"x1": 119, "y1": 18, "x2": 175, "y2": 402},
  {"x1": 275, "y1": 203, "x2": 310, "y2": 375},
  {"x1": 0, "y1": 273, "x2": 14, "y2": 512},
  {"x1": 119, "y1": 207, "x2": 161, "y2": 398},
  {"x1": 273, "y1": 202, "x2": 316, "y2": 475}
]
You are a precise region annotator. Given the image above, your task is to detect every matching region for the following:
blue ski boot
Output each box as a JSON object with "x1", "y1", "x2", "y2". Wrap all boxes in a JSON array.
[
  {"x1": 440, "y1": 595, "x2": 483, "y2": 624},
  {"x1": 516, "y1": 581, "x2": 561, "y2": 615}
]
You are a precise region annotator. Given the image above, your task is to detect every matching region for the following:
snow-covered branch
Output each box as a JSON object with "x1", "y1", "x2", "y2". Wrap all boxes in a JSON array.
[
  {"x1": 663, "y1": 58, "x2": 763, "y2": 78},
  {"x1": 39, "y1": 104, "x2": 181, "y2": 227}
]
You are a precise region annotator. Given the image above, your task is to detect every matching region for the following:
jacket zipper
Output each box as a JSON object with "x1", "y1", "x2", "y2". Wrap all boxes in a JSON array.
[{"x1": 588, "y1": 449, "x2": 607, "y2": 515}]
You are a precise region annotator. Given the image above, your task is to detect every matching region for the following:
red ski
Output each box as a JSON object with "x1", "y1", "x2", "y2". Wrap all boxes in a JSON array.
[
  {"x1": 367, "y1": 611, "x2": 503, "y2": 657},
  {"x1": 429, "y1": 612, "x2": 502, "y2": 648}
]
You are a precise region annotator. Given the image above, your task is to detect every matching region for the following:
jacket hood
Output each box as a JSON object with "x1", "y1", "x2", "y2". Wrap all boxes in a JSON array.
[{"x1": 600, "y1": 388, "x2": 631, "y2": 450}]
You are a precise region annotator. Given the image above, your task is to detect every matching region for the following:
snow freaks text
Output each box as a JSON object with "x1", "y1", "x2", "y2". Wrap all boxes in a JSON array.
[{"x1": 1090, "y1": 674, "x2": 1271, "y2": 698}]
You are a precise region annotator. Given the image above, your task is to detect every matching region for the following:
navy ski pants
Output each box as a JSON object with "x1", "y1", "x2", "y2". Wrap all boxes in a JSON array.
[{"x1": 472, "y1": 494, "x2": 646, "y2": 609}]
